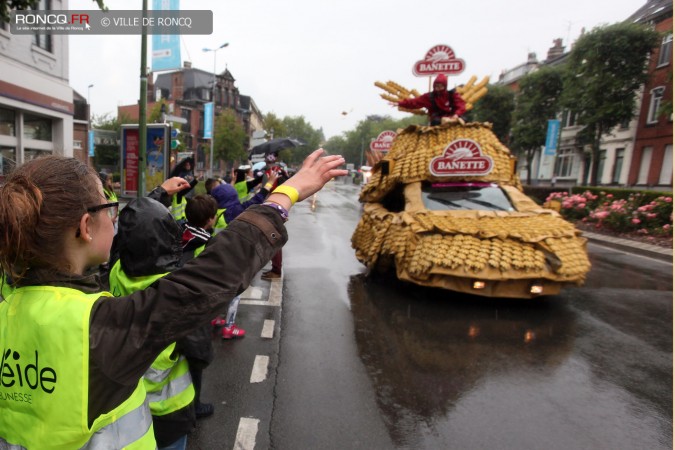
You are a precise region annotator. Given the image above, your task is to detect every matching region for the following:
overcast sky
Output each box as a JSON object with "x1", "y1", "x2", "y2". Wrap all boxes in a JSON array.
[{"x1": 69, "y1": 0, "x2": 646, "y2": 140}]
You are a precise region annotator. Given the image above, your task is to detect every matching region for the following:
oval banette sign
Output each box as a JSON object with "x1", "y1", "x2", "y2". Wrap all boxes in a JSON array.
[{"x1": 429, "y1": 139, "x2": 493, "y2": 176}]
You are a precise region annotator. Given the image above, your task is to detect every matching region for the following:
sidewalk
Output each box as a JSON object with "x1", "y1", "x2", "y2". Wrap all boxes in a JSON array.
[{"x1": 581, "y1": 230, "x2": 673, "y2": 262}]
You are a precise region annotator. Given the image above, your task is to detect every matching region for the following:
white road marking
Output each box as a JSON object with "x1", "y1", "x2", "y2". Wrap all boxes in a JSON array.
[
  {"x1": 250, "y1": 355, "x2": 269, "y2": 383},
  {"x1": 240, "y1": 277, "x2": 283, "y2": 306},
  {"x1": 239, "y1": 286, "x2": 263, "y2": 300},
  {"x1": 261, "y1": 320, "x2": 275, "y2": 339},
  {"x1": 233, "y1": 417, "x2": 259, "y2": 450}
]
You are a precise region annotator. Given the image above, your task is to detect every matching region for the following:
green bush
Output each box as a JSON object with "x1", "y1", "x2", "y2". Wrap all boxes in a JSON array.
[{"x1": 545, "y1": 189, "x2": 673, "y2": 237}]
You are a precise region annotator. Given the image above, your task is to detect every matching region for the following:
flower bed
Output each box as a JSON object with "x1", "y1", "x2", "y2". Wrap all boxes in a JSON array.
[{"x1": 544, "y1": 191, "x2": 673, "y2": 244}]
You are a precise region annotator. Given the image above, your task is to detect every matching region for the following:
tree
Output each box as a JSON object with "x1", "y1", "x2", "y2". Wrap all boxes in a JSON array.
[
  {"x1": 261, "y1": 113, "x2": 287, "y2": 140},
  {"x1": 510, "y1": 67, "x2": 563, "y2": 185},
  {"x1": 560, "y1": 22, "x2": 659, "y2": 186},
  {"x1": 343, "y1": 115, "x2": 425, "y2": 167},
  {"x1": 467, "y1": 84, "x2": 515, "y2": 143},
  {"x1": 214, "y1": 109, "x2": 246, "y2": 165},
  {"x1": 280, "y1": 116, "x2": 324, "y2": 165},
  {"x1": 91, "y1": 112, "x2": 130, "y2": 172},
  {"x1": 1, "y1": 0, "x2": 106, "y2": 22}
]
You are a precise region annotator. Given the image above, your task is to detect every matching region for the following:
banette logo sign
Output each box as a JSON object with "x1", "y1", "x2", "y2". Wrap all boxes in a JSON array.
[
  {"x1": 369, "y1": 130, "x2": 396, "y2": 152},
  {"x1": 412, "y1": 44, "x2": 465, "y2": 77},
  {"x1": 429, "y1": 139, "x2": 493, "y2": 176}
]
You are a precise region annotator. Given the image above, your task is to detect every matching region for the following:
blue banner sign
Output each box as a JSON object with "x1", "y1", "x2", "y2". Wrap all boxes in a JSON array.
[
  {"x1": 88, "y1": 130, "x2": 95, "y2": 157},
  {"x1": 204, "y1": 102, "x2": 213, "y2": 139},
  {"x1": 544, "y1": 119, "x2": 560, "y2": 156},
  {"x1": 151, "y1": 0, "x2": 181, "y2": 71}
]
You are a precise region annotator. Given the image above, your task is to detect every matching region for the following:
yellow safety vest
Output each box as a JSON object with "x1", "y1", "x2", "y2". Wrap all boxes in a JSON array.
[
  {"x1": 170, "y1": 196, "x2": 187, "y2": 222},
  {"x1": 108, "y1": 262, "x2": 195, "y2": 417},
  {"x1": 0, "y1": 272, "x2": 13, "y2": 301},
  {"x1": 103, "y1": 187, "x2": 118, "y2": 203},
  {"x1": 0, "y1": 286, "x2": 154, "y2": 449},
  {"x1": 212, "y1": 208, "x2": 228, "y2": 235}
]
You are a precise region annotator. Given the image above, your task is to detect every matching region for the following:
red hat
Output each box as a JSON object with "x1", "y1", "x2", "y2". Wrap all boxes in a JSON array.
[{"x1": 434, "y1": 74, "x2": 448, "y2": 87}]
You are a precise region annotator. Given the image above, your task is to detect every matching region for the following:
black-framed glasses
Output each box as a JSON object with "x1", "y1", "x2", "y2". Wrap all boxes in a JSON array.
[{"x1": 87, "y1": 201, "x2": 119, "y2": 219}]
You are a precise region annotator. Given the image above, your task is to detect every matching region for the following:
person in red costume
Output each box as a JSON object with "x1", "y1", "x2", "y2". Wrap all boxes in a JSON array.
[{"x1": 395, "y1": 74, "x2": 466, "y2": 126}]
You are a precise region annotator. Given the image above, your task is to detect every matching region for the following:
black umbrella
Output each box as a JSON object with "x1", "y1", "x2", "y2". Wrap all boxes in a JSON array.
[{"x1": 249, "y1": 137, "x2": 305, "y2": 158}]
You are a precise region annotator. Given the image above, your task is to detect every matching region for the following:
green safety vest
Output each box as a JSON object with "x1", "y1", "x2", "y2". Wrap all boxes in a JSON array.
[
  {"x1": 103, "y1": 187, "x2": 118, "y2": 203},
  {"x1": 234, "y1": 180, "x2": 254, "y2": 201},
  {"x1": 193, "y1": 244, "x2": 206, "y2": 258},
  {"x1": 234, "y1": 180, "x2": 247, "y2": 200},
  {"x1": 0, "y1": 272, "x2": 13, "y2": 301},
  {"x1": 170, "y1": 196, "x2": 187, "y2": 222},
  {"x1": 212, "y1": 208, "x2": 228, "y2": 235},
  {"x1": 108, "y1": 261, "x2": 195, "y2": 417},
  {"x1": 0, "y1": 286, "x2": 154, "y2": 449}
]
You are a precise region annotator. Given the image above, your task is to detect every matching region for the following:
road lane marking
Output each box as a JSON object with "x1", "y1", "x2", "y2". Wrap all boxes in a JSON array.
[
  {"x1": 267, "y1": 278, "x2": 283, "y2": 306},
  {"x1": 239, "y1": 286, "x2": 263, "y2": 300},
  {"x1": 240, "y1": 277, "x2": 283, "y2": 306},
  {"x1": 233, "y1": 417, "x2": 259, "y2": 450},
  {"x1": 261, "y1": 320, "x2": 274, "y2": 339},
  {"x1": 250, "y1": 355, "x2": 269, "y2": 383}
]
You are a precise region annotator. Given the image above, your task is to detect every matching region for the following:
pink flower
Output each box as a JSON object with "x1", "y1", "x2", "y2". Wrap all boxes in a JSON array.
[
  {"x1": 606, "y1": 194, "x2": 613, "y2": 199},
  {"x1": 593, "y1": 211, "x2": 609, "y2": 219},
  {"x1": 665, "y1": 197, "x2": 672, "y2": 203},
  {"x1": 631, "y1": 218, "x2": 641, "y2": 224},
  {"x1": 578, "y1": 203, "x2": 586, "y2": 209},
  {"x1": 664, "y1": 224, "x2": 671, "y2": 231},
  {"x1": 638, "y1": 228, "x2": 649, "y2": 234},
  {"x1": 646, "y1": 213, "x2": 657, "y2": 220}
]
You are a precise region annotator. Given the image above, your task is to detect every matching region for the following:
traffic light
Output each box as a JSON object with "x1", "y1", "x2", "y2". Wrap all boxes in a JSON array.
[{"x1": 171, "y1": 128, "x2": 181, "y2": 150}]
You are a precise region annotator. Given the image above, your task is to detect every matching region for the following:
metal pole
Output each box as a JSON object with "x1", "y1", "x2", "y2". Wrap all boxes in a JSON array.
[
  {"x1": 138, "y1": 0, "x2": 148, "y2": 199},
  {"x1": 209, "y1": 51, "x2": 216, "y2": 177}
]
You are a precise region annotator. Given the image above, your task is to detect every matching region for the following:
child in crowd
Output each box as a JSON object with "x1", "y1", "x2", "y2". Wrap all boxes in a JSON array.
[
  {"x1": 0, "y1": 150, "x2": 346, "y2": 449},
  {"x1": 209, "y1": 170, "x2": 279, "y2": 339}
]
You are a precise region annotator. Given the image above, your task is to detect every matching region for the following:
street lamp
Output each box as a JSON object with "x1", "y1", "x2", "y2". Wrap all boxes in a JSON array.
[{"x1": 202, "y1": 42, "x2": 229, "y2": 177}]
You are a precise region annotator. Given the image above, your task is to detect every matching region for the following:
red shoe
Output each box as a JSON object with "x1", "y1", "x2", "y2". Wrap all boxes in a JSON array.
[
  {"x1": 211, "y1": 317, "x2": 226, "y2": 327},
  {"x1": 222, "y1": 325, "x2": 246, "y2": 339}
]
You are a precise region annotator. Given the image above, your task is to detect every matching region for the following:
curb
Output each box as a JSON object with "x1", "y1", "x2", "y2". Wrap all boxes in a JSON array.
[{"x1": 582, "y1": 231, "x2": 673, "y2": 263}]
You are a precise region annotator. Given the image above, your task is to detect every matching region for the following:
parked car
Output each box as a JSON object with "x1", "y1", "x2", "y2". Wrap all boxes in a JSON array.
[{"x1": 351, "y1": 122, "x2": 591, "y2": 298}]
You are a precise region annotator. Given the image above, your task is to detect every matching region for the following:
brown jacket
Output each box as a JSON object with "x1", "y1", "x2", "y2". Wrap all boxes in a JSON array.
[{"x1": 21, "y1": 205, "x2": 286, "y2": 425}]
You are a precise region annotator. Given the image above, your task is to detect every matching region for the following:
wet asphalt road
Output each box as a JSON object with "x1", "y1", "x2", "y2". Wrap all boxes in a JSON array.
[{"x1": 190, "y1": 181, "x2": 672, "y2": 450}]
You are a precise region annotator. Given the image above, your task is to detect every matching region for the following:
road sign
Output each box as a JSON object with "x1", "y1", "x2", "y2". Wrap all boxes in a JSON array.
[
  {"x1": 165, "y1": 114, "x2": 188, "y2": 125},
  {"x1": 171, "y1": 128, "x2": 180, "y2": 138}
]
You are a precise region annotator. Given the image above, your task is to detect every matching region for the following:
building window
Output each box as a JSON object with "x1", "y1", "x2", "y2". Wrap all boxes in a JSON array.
[
  {"x1": 0, "y1": 108, "x2": 16, "y2": 136},
  {"x1": 0, "y1": 146, "x2": 17, "y2": 182},
  {"x1": 597, "y1": 150, "x2": 607, "y2": 183},
  {"x1": 612, "y1": 148, "x2": 624, "y2": 184},
  {"x1": 658, "y1": 145, "x2": 673, "y2": 185},
  {"x1": 32, "y1": 0, "x2": 52, "y2": 52},
  {"x1": 554, "y1": 148, "x2": 576, "y2": 177},
  {"x1": 562, "y1": 110, "x2": 578, "y2": 127},
  {"x1": 24, "y1": 148, "x2": 52, "y2": 161},
  {"x1": 23, "y1": 114, "x2": 52, "y2": 141},
  {"x1": 657, "y1": 33, "x2": 672, "y2": 67},
  {"x1": 646, "y1": 87, "x2": 665, "y2": 124},
  {"x1": 637, "y1": 147, "x2": 652, "y2": 185}
]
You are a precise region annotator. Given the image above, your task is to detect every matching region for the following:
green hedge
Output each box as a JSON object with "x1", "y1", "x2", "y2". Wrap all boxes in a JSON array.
[
  {"x1": 523, "y1": 185, "x2": 672, "y2": 206},
  {"x1": 523, "y1": 186, "x2": 570, "y2": 205},
  {"x1": 571, "y1": 186, "x2": 672, "y2": 206}
]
